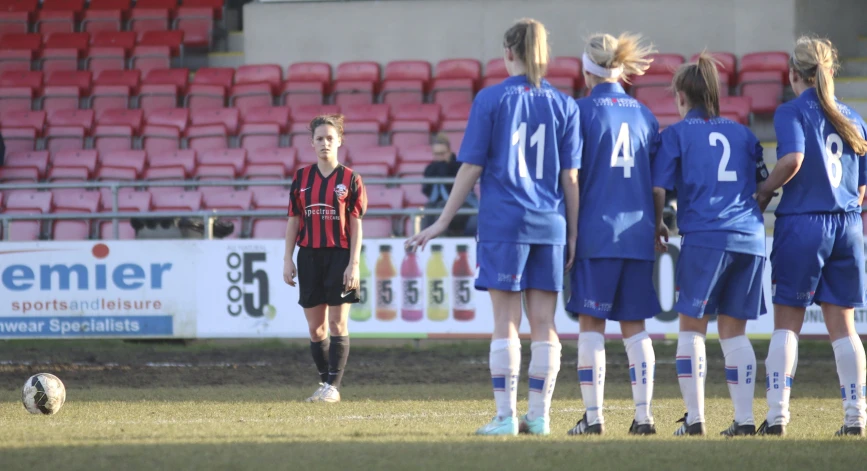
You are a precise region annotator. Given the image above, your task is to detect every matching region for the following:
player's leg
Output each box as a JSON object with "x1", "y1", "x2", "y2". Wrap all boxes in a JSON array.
[
  {"x1": 614, "y1": 260, "x2": 661, "y2": 435},
  {"x1": 564, "y1": 258, "x2": 622, "y2": 436},
  {"x1": 318, "y1": 248, "x2": 359, "y2": 403},
  {"x1": 520, "y1": 244, "x2": 564, "y2": 435},
  {"x1": 474, "y1": 242, "x2": 528, "y2": 436},
  {"x1": 763, "y1": 214, "x2": 828, "y2": 435},
  {"x1": 297, "y1": 246, "x2": 331, "y2": 402},
  {"x1": 672, "y1": 244, "x2": 728, "y2": 437},
  {"x1": 816, "y1": 212, "x2": 866, "y2": 436}
]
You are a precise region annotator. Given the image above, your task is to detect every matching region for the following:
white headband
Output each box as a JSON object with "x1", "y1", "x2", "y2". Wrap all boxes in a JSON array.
[{"x1": 582, "y1": 52, "x2": 623, "y2": 79}]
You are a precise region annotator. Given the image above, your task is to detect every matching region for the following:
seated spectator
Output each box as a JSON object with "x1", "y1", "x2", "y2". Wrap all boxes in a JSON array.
[{"x1": 421, "y1": 134, "x2": 478, "y2": 236}]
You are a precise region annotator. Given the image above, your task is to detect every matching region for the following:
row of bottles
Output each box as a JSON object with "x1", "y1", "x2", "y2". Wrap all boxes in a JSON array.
[{"x1": 350, "y1": 244, "x2": 476, "y2": 322}]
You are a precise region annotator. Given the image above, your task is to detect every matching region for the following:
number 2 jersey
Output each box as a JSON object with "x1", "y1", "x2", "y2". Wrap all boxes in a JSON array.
[
  {"x1": 458, "y1": 75, "x2": 582, "y2": 245},
  {"x1": 773, "y1": 87, "x2": 867, "y2": 216},
  {"x1": 652, "y1": 109, "x2": 766, "y2": 256},
  {"x1": 575, "y1": 82, "x2": 660, "y2": 261}
]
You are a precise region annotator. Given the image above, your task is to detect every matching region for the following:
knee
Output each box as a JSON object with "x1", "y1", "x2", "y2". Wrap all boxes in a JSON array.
[
  {"x1": 329, "y1": 318, "x2": 347, "y2": 336},
  {"x1": 309, "y1": 324, "x2": 327, "y2": 342}
]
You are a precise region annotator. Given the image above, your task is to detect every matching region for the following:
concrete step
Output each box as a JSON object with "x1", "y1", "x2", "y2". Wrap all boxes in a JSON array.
[
  {"x1": 208, "y1": 51, "x2": 245, "y2": 68},
  {"x1": 842, "y1": 58, "x2": 867, "y2": 76},
  {"x1": 859, "y1": 36, "x2": 867, "y2": 57},
  {"x1": 833, "y1": 76, "x2": 867, "y2": 98},
  {"x1": 228, "y1": 31, "x2": 244, "y2": 53},
  {"x1": 750, "y1": 115, "x2": 776, "y2": 142}
]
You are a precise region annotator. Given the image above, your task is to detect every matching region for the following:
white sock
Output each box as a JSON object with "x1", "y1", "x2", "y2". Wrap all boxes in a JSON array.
[
  {"x1": 765, "y1": 329, "x2": 798, "y2": 426},
  {"x1": 623, "y1": 331, "x2": 655, "y2": 424},
  {"x1": 676, "y1": 331, "x2": 706, "y2": 425},
  {"x1": 720, "y1": 335, "x2": 757, "y2": 425},
  {"x1": 832, "y1": 335, "x2": 867, "y2": 427},
  {"x1": 577, "y1": 331, "x2": 605, "y2": 425},
  {"x1": 527, "y1": 341, "x2": 561, "y2": 421},
  {"x1": 490, "y1": 338, "x2": 521, "y2": 419}
]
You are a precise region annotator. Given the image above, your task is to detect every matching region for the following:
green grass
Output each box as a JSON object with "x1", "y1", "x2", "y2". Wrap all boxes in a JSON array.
[{"x1": 0, "y1": 340, "x2": 863, "y2": 470}]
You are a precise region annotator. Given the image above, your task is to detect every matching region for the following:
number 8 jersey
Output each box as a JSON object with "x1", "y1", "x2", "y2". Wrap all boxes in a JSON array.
[
  {"x1": 458, "y1": 75, "x2": 582, "y2": 245},
  {"x1": 575, "y1": 83, "x2": 660, "y2": 260},
  {"x1": 773, "y1": 88, "x2": 867, "y2": 215}
]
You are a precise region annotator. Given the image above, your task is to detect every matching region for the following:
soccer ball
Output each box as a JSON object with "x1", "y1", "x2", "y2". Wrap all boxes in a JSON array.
[{"x1": 22, "y1": 373, "x2": 66, "y2": 415}]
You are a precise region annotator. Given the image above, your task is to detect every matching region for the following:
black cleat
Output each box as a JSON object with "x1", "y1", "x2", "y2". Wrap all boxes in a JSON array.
[
  {"x1": 757, "y1": 420, "x2": 786, "y2": 436},
  {"x1": 673, "y1": 412, "x2": 705, "y2": 436},
  {"x1": 835, "y1": 425, "x2": 865, "y2": 437},
  {"x1": 567, "y1": 413, "x2": 604, "y2": 435},
  {"x1": 720, "y1": 420, "x2": 756, "y2": 437},
  {"x1": 628, "y1": 420, "x2": 657, "y2": 435}
]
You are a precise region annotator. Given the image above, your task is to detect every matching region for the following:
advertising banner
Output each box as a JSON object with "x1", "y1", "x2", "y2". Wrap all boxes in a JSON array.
[{"x1": 0, "y1": 241, "x2": 198, "y2": 338}]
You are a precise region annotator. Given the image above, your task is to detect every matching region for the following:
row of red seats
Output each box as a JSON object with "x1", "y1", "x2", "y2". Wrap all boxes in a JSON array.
[
  {"x1": 0, "y1": 145, "x2": 439, "y2": 182},
  {"x1": 0, "y1": 186, "x2": 417, "y2": 240},
  {"x1": 0, "y1": 0, "x2": 223, "y2": 19}
]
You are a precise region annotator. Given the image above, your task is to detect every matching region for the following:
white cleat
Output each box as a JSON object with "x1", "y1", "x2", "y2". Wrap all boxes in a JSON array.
[
  {"x1": 319, "y1": 384, "x2": 341, "y2": 403},
  {"x1": 305, "y1": 383, "x2": 326, "y2": 402}
]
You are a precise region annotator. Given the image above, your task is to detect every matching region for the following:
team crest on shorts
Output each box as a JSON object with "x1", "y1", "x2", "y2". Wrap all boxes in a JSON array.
[{"x1": 334, "y1": 184, "x2": 348, "y2": 198}]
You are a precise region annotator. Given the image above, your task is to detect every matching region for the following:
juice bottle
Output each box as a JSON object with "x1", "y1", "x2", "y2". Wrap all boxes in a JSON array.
[
  {"x1": 452, "y1": 244, "x2": 476, "y2": 321},
  {"x1": 426, "y1": 244, "x2": 449, "y2": 321},
  {"x1": 375, "y1": 245, "x2": 397, "y2": 321},
  {"x1": 400, "y1": 246, "x2": 424, "y2": 321},
  {"x1": 350, "y1": 245, "x2": 371, "y2": 322}
]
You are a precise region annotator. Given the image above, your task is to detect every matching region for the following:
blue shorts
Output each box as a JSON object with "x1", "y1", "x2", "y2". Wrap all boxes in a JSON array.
[
  {"x1": 566, "y1": 258, "x2": 660, "y2": 321},
  {"x1": 675, "y1": 245, "x2": 766, "y2": 320},
  {"x1": 771, "y1": 212, "x2": 866, "y2": 308},
  {"x1": 475, "y1": 242, "x2": 564, "y2": 292}
]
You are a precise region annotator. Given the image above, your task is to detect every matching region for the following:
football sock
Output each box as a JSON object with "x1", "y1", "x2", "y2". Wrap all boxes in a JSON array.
[
  {"x1": 765, "y1": 329, "x2": 798, "y2": 426},
  {"x1": 577, "y1": 332, "x2": 606, "y2": 425},
  {"x1": 720, "y1": 335, "x2": 757, "y2": 425},
  {"x1": 490, "y1": 338, "x2": 521, "y2": 419},
  {"x1": 310, "y1": 338, "x2": 330, "y2": 384},
  {"x1": 676, "y1": 331, "x2": 706, "y2": 425},
  {"x1": 832, "y1": 335, "x2": 867, "y2": 427},
  {"x1": 527, "y1": 341, "x2": 561, "y2": 421},
  {"x1": 327, "y1": 335, "x2": 349, "y2": 389},
  {"x1": 624, "y1": 331, "x2": 655, "y2": 424}
]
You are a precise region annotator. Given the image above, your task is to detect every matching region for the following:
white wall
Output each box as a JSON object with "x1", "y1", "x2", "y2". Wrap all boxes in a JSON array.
[
  {"x1": 244, "y1": 0, "x2": 800, "y2": 68},
  {"x1": 795, "y1": 0, "x2": 864, "y2": 60}
]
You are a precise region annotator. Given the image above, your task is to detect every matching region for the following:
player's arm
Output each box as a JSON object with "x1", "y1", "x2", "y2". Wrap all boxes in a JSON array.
[
  {"x1": 756, "y1": 105, "x2": 805, "y2": 211},
  {"x1": 651, "y1": 128, "x2": 677, "y2": 252},
  {"x1": 283, "y1": 216, "x2": 300, "y2": 286},
  {"x1": 560, "y1": 168, "x2": 579, "y2": 270},
  {"x1": 344, "y1": 173, "x2": 367, "y2": 291}
]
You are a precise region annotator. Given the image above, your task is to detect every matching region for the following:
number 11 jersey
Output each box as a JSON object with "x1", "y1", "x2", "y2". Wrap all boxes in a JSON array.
[{"x1": 458, "y1": 75, "x2": 582, "y2": 245}]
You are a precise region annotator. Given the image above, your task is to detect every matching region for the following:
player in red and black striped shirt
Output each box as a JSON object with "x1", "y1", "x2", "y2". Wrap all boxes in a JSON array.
[{"x1": 283, "y1": 114, "x2": 367, "y2": 403}]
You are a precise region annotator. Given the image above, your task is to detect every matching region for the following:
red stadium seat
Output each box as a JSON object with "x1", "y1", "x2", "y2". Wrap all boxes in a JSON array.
[
  {"x1": 351, "y1": 163, "x2": 390, "y2": 178},
  {"x1": 398, "y1": 144, "x2": 433, "y2": 164},
  {"x1": 332, "y1": 80, "x2": 374, "y2": 106},
  {"x1": 46, "y1": 107, "x2": 93, "y2": 128},
  {"x1": 245, "y1": 163, "x2": 285, "y2": 181},
  {"x1": 52, "y1": 189, "x2": 100, "y2": 241},
  {"x1": 89, "y1": 0, "x2": 132, "y2": 12},
  {"x1": 128, "y1": 8, "x2": 169, "y2": 37},
  {"x1": 691, "y1": 52, "x2": 737, "y2": 86},
  {"x1": 402, "y1": 184, "x2": 428, "y2": 206},
  {"x1": 97, "y1": 186, "x2": 149, "y2": 239},
  {"x1": 251, "y1": 218, "x2": 286, "y2": 239},
  {"x1": 0, "y1": 127, "x2": 36, "y2": 152},
  {"x1": 136, "y1": 0, "x2": 177, "y2": 11},
  {"x1": 144, "y1": 68, "x2": 189, "y2": 93},
  {"x1": 252, "y1": 189, "x2": 289, "y2": 209},
  {"x1": 291, "y1": 103, "x2": 340, "y2": 123},
  {"x1": 46, "y1": 69, "x2": 91, "y2": 94},
  {"x1": 647, "y1": 53, "x2": 685, "y2": 75},
  {"x1": 41, "y1": 0, "x2": 85, "y2": 11},
  {"x1": 192, "y1": 67, "x2": 234, "y2": 91},
  {"x1": 247, "y1": 147, "x2": 296, "y2": 174},
  {"x1": 185, "y1": 123, "x2": 227, "y2": 152},
  {"x1": 238, "y1": 123, "x2": 280, "y2": 150},
  {"x1": 147, "y1": 149, "x2": 196, "y2": 177},
  {"x1": 41, "y1": 85, "x2": 79, "y2": 112},
  {"x1": 349, "y1": 145, "x2": 397, "y2": 174},
  {"x1": 184, "y1": 83, "x2": 225, "y2": 109},
  {"x1": 435, "y1": 59, "x2": 481, "y2": 84},
  {"x1": 85, "y1": 46, "x2": 126, "y2": 74},
  {"x1": 183, "y1": 0, "x2": 223, "y2": 21},
  {"x1": 47, "y1": 165, "x2": 88, "y2": 182},
  {"x1": 146, "y1": 107, "x2": 189, "y2": 131},
  {"x1": 344, "y1": 103, "x2": 390, "y2": 130},
  {"x1": 100, "y1": 149, "x2": 146, "y2": 176},
  {"x1": 280, "y1": 80, "x2": 325, "y2": 106},
  {"x1": 52, "y1": 149, "x2": 98, "y2": 175},
  {"x1": 719, "y1": 96, "x2": 752, "y2": 124},
  {"x1": 229, "y1": 82, "x2": 273, "y2": 115},
  {"x1": 89, "y1": 85, "x2": 130, "y2": 114},
  {"x1": 485, "y1": 58, "x2": 508, "y2": 80},
  {"x1": 142, "y1": 165, "x2": 185, "y2": 182},
  {"x1": 1, "y1": 70, "x2": 42, "y2": 93},
  {"x1": 0, "y1": 166, "x2": 40, "y2": 182},
  {"x1": 45, "y1": 126, "x2": 86, "y2": 154},
  {"x1": 384, "y1": 60, "x2": 430, "y2": 87},
  {"x1": 431, "y1": 78, "x2": 474, "y2": 107},
  {"x1": 138, "y1": 30, "x2": 184, "y2": 58},
  {"x1": 3, "y1": 190, "x2": 52, "y2": 240},
  {"x1": 235, "y1": 64, "x2": 282, "y2": 94},
  {"x1": 395, "y1": 161, "x2": 428, "y2": 176},
  {"x1": 194, "y1": 164, "x2": 235, "y2": 181},
  {"x1": 389, "y1": 120, "x2": 430, "y2": 148},
  {"x1": 380, "y1": 79, "x2": 423, "y2": 105},
  {"x1": 173, "y1": 7, "x2": 213, "y2": 49},
  {"x1": 647, "y1": 98, "x2": 679, "y2": 120},
  {"x1": 92, "y1": 124, "x2": 133, "y2": 151},
  {"x1": 4, "y1": 150, "x2": 50, "y2": 179},
  {"x1": 95, "y1": 165, "x2": 137, "y2": 181},
  {"x1": 203, "y1": 189, "x2": 252, "y2": 210},
  {"x1": 0, "y1": 12, "x2": 29, "y2": 37},
  {"x1": 43, "y1": 32, "x2": 89, "y2": 58},
  {"x1": 197, "y1": 148, "x2": 245, "y2": 174},
  {"x1": 287, "y1": 61, "x2": 332, "y2": 88},
  {"x1": 90, "y1": 31, "x2": 136, "y2": 53},
  {"x1": 342, "y1": 121, "x2": 379, "y2": 150},
  {"x1": 94, "y1": 71, "x2": 140, "y2": 93},
  {"x1": 190, "y1": 106, "x2": 238, "y2": 134},
  {"x1": 141, "y1": 123, "x2": 180, "y2": 153},
  {"x1": 335, "y1": 61, "x2": 379, "y2": 82},
  {"x1": 739, "y1": 51, "x2": 789, "y2": 84},
  {"x1": 439, "y1": 120, "x2": 465, "y2": 150},
  {"x1": 0, "y1": 86, "x2": 32, "y2": 113},
  {"x1": 36, "y1": 10, "x2": 75, "y2": 34},
  {"x1": 151, "y1": 190, "x2": 203, "y2": 212},
  {"x1": 0, "y1": 109, "x2": 46, "y2": 134},
  {"x1": 0, "y1": 33, "x2": 43, "y2": 59},
  {"x1": 137, "y1": 83, "x2": 177, "y2": 111},
  {"x1": 548, "y1": 56, "x2": 583, "y2": 93},
  {"x1": 442, "y1": 102, "x2": 471, "y2": 121},
  {"x1": 294, "y1": 145, "x2": 346, "y2": 167},
  {"x1": 81, "y1": 9, "x2": 122, "y2": 33},
  {"x1": 392, "y1": 103, "x2": 440, "y2": 126},
  {"x1": 361, "y1": 218, "x2": 393, "y2": 238},
  {"x1": 241, "y1": 105, "x2": 290, "y2": 132},
  {"x1": 97, "y1": 107, "x2": 142, "y2": 131},
  {"x1": 0, "y1": 50, "x2": 31, "y2": 74},
  {"x1": 130, "y1": 45, "x2": 171, "y2": 75},
  {"x1": 631, "y1": 74, "x2": 674, "y2": 103}
]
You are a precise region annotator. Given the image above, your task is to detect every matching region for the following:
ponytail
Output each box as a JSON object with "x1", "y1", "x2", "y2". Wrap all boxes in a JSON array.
[
  {"x1": 504, "y1": 18, "x2": 550, "y2": 88},
  {"x1": 672, "y1": 52, "x2": 721, "y2": 118},
  {"x1": 584, "y1": 32, "x2": 655, "y2": 84},
  {"x1": 793, "y1": 36, "x2": 867, "y2": 155}
]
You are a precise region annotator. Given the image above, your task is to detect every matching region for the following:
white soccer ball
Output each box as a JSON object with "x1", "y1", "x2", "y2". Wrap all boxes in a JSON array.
[{"x1": 22, "y1": 373, "x2": 66, "y2": 415}]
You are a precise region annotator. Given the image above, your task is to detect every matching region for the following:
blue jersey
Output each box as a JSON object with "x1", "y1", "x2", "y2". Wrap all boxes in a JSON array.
[
  {"x1": 458, "y1": 75, "x2": 582, "y2": 245},
  {"x1": 575, "y1": 83, "x2": 659, "y2": 261},
  {"x1": 774, "y1": 88, "x2": 867, "y2": 215},
  {"x1": 652, "y1": 110, "x2": 766, "y2": 256}
]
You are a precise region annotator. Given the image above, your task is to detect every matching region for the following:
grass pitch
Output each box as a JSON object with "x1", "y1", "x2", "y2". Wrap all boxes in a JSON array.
[{"x1": 0, "y1": 339, "x2": 863, "y2": 470}]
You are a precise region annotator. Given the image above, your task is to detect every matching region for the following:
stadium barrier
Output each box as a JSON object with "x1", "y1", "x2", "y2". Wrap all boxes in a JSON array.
[{"x1": 1, "y1": 237, "x2": 865, "y2": 340}]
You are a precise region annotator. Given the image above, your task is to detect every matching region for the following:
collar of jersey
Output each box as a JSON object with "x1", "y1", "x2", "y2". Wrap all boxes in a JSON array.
[
  {"x1": 503, "y1": 75, "x2": 530, "y2": 85},
  {"x1": 589, "y1": 82, "x2": 626, "y2": 96},
  {"x1": 685, "y1": 108, "x2": 712, "y2": 120}
]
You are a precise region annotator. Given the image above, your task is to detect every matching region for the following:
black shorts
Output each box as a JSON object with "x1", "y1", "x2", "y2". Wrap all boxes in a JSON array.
[{"x1": 297, "y1": 246, "x2": 360, "y2": 308}]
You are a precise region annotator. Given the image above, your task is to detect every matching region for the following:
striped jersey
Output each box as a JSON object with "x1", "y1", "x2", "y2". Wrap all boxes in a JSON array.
[{"x1": 288, "y1": 164, "x2": 367, "y2": 249}]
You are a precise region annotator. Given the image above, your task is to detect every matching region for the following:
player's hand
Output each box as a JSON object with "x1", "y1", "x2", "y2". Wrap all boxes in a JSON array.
[
  {"x1": 283, "y1": 259, "x2": 297, "y2": 286},
  {"x1": 405, "y1": 219, "x2": 447, "y2": 251},
  {"x1": 564, "y1": 235, "x2": 577, "y2": 272},
  {"x1": 655, "y1": 223, "x2": 670, "y2": 253},
  {"x1": 343, "y1": 263, "x2": 360, "y2": 293},
  {"x1": 754, "y1": 190, "x2": 776, "y2": 213}
]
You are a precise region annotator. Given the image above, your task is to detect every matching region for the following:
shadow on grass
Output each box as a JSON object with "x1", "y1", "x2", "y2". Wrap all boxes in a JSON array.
[{"x1": 1, "y1": 438, "x2": 864, "y2": 471}]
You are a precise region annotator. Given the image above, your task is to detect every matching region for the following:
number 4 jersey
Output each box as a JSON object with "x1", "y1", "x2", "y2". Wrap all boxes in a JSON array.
[
  {"x1": 652, "y1": 109, "x2": 766, "y2": 256},
  {"x1": 457, "y1": 75, "x2": 582, "y2": 245},
  {"x1": 575, "y1": 83, "x2": 660, "y2": 261},
  {"x1": 772, "y1": 88, "x2": 867, "y2": 215}
]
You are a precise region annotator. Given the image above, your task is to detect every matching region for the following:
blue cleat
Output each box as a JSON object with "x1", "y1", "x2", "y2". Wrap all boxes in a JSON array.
[
  {"x1": 519, "y1": 414, "x2": 550, "y2": 435},
  {"x1": 476, "y1": 416, "x2": 519, "y2": 436}
]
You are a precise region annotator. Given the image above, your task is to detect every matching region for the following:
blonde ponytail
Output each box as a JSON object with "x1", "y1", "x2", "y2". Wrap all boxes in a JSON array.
[
  {"x1": 585, "y1": 32, "x2": 655, "y2": 84},
  {"x1": 504, "y1": 18, "x2": 550, "y2": 88},
  {"x1": 793, "y1": 36, "x2": 867, "y2": 155}
]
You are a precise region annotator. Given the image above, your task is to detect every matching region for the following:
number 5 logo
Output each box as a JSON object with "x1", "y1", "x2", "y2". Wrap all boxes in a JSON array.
[{"x1": 226, "y1": 252, "x2": 270, "y2": 317}]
